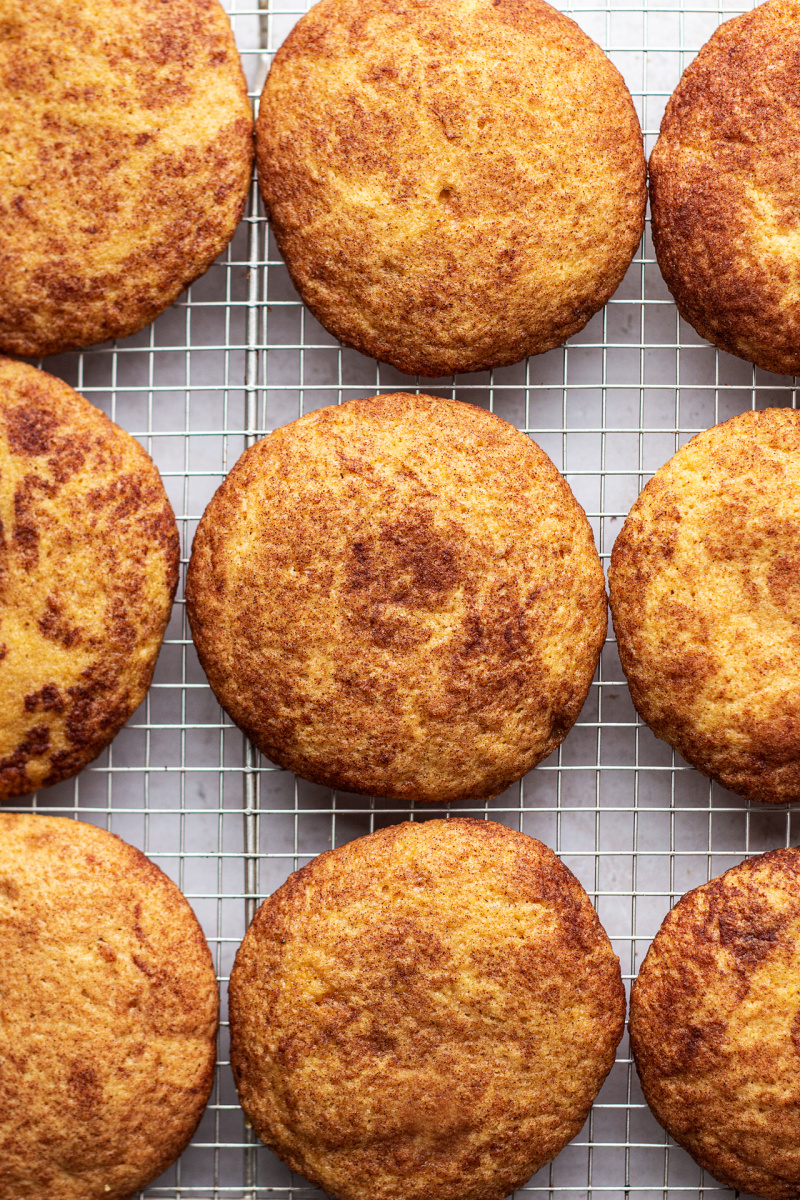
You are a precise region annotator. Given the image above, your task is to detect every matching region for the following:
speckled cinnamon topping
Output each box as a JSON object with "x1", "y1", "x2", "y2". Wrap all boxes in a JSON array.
[
  {"x1": 631, "y1": 848, "x2": 800, "y2": 1200},
  {"x1": 0, "y1": 813, "x2": 219, "y2": 1200},
  {"x1": 0, "y1": 357, "x2": 179, "y2": 799},
  {"x1": 256, "y1": 0, "x2": 646, "y2": 377},
  {"x1": 230, "y1": 818, "x2": 625, "y2": 1200},
  {"x1": 609, "y1": 407, "x2": 800, "y2": 804},
  {"x1": 650, "y1": 0, "x2": 800, "y2": 375},
  {"x1": 0, "y1": 0, "x2": 253, "y2": 357},
  {"x1": 186, "y1": 392, "x2": 607, "y2": 804}
]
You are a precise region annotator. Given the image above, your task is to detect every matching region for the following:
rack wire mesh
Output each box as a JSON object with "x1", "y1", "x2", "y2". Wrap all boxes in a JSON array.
[{"x1": 12, "y1": 0, "x2": 799, "y2": 1195}]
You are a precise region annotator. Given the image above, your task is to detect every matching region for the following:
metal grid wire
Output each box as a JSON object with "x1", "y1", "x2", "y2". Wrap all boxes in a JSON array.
[{"x1": 11, "y1": 0, "x2": 799, "y2": 1195}]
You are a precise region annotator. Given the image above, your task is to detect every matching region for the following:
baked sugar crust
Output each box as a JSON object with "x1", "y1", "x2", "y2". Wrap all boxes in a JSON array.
[
  {"x1": 631, "y1": 847, "x2": 800, "y2": 1200},
  {"x1": 256, "y1": 0, "x2": 646, "y2": 376},
  {"x1": 0, "y1": 813, "x2": 219, "y2": 1200},
  {"x1": 186, "y1": 392, "x2": 607, "y2": 804},
  {"x1": 230, "y1": 818, "x2": 625, "y2": 1200},
  {"x1": 0, "y1": 357, "x2": 180, "y2": 799},
  {"x1": 0, "y1": 0, "x2": 253, "y2": 357},
  {"x1": 650, "y1": 0, "x2": 800, "y2": 375},
  {"x1": 609, "y1": 407, "x2": 800, "y2": 804}
]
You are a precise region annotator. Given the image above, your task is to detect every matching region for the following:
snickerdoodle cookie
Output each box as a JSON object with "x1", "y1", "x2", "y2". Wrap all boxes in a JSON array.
[
  {"x1": 631, "y1": 847, "x2": 800, "y2": 1200},
  {"x1": 186, "y1": 393, "x2": 607, "y2": 803},
  {"x1": 0, "y1": 813, "x2": 219, "y2": 1200},
  {"x1": 230, "y1": 818, "x2": 625, "y2": 1200},
  {"x1": 0, "y1": 358, "x2": 179, "y2": 799},
  {"x1": 0, "y1": 0, "x2": 253, "y2": 357},
  {"x1": 609, "y1": 407, "x2": 800, "y2": 804},
  {"x1": 650, "y1": 0, "x2": 800, "y2": 375},
  {"x1": 256, "y1": 0, "x2": 646, "y2": 376}
]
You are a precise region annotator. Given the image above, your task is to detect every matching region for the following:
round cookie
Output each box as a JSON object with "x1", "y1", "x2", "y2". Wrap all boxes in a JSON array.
[
  {"x1": 0, "y1": 812, "x2": 219, "y2": 1200},
  {"x1": 186, "y1": 393, "x2": 607, "y2": 804},
  {"x1": 609, "y1": 407, "x2": 800, "y2": 805},
  {"x1": 630, "y1": 848, "x2": 800, "y2": 1200},
  {"x1": 0, "y1": 357, "x2": 180, "y2": 799},
  {"x1": 0, "y1": 0, "x2": 253, "y2": 358},
  {"x1": 229, "y1": 818, "x2": 626, "y2": 1200},
  {"x1": 256, "y1": 0, "x2": 646, "y2": 377},
  {"x1": 650, "y1": 0, "x2": 800, "y2": 376}
]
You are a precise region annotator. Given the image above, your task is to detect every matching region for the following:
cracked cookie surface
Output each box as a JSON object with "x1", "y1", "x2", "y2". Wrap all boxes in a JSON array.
[
  {"x1": 0, "y1": 0, "x2": 253, "y2": 356},
  {"x1": 0, "y1": 357, "x2": 179, "y2": 799},
  {"x1": 610, "y1": 407, "x2": 800, "y2": 804},
  {"x1": 256, "y1": 0, "x2": 645, "y2": 376},
  {"x1": 230, "y1": 818, "x2": 625, "y2": 1200},
  {"x1": 186, "y1": 392, "x2": 607, "y2": 804},
  {"x1": 631, "y1": 848, "x2": 800, "y2": 1200},
  {"x1": 0, "y1": 812, "x2": 219, "y2": 1200},
  {"x1": 650, "y1": 0, "x2": 800, "y2": 375}
]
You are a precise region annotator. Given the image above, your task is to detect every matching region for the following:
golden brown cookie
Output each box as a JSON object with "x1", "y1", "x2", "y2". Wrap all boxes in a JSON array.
[
  {"x1": 0, "y1": 357, "x2": 180, "y2": 799},
  {"x1": 0, "y1": 0, "x2": 253, "y2": 358},
  {"x1": 186, "y1": 393, "x2": 607, "y2": 803},
  {"x1": 230, "y1": 818, "x2": 625, "y2": 1200},
  {"x1": 256, "y1": 0, "x2": 646, "y2": 377},
  {"x1": 630, "y1": 848, "x2": 800, "y2": 1200},
  {"x1": 0, "y1": 812, "x2": 219, "y2": 1200},
  {"x1": 650, "y1": 0, "x2": 800, "y2": 376},
  {"x1": 609, "y1": 407, "x2": 800, "y2": 805}
]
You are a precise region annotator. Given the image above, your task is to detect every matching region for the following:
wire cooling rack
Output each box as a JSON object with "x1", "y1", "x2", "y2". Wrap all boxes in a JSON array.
[{"x1": 13, "y1": 0, "x2": 799, "y2": 1196}]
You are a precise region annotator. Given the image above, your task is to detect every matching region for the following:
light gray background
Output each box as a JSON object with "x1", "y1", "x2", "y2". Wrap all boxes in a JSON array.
[{"x1": 13, "y1": 1, "x2": 795, "y2": 1196}]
